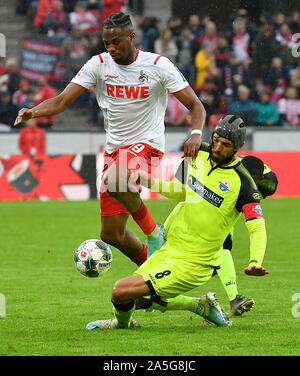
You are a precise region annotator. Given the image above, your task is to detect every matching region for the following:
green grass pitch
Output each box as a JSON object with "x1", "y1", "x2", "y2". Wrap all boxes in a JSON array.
[{"x1": 0, "y1": 198, "x2": 299, "y2": 356}]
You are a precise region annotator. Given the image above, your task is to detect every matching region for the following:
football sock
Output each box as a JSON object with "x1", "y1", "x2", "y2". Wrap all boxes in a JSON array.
[
  {"x1": 217, "y1": 249, "x2": 238, "y2": 301},
  {"x1": 130, "y1": 244, "x2": 147, "y2": 266},
  {"x1": 131, "y1": 202, "x2": 157, "y2": 236},
  {"x1": 149, "y1": 225, "x2": 160, "y2": 238},
  {"x1": 112, "y1": 300, "x2": 135, "y2": 328},
  {"x1": 151, "y1": 295, "x2": 201, "y2": 314}
]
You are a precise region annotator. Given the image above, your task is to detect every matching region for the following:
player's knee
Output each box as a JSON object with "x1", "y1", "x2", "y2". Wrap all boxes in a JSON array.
[
  {"x1": 112, "y1": 276, "x2": 146, "y2": 304},
  {"x1": 112, "y1": 279, "x2": 131, "y2": 304}
]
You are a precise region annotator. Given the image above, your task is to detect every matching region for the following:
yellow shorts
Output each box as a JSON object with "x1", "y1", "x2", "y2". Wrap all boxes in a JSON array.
[{"x1": 133, "y1": 246, "x2": 215, "y2": 299}]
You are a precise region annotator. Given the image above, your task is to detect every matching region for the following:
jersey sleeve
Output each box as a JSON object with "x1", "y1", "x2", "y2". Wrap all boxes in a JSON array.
[
  {"x1": 150, "y1": 158, "x2": 187, "y2": 201},
  {"x1": 151, "y1": 178, "x2": 186, "y2": 201},
  {"x1": 174, "y1": 158, "x2": 189, "y2": 184},
  {"x1": 156, "y1": 56, "x2": 190, "y2": 94},
  {"x1": 71, "y1": 55, "x2": 99, "y2": 89},
  {"x1": 245, "y1": 218, "x2": 267, "y2": 267},
  {"x1": 235, "y1": 166, "x2": 264, "y2": 221},
  {"x1": 257, "y1": 170, "x2": 278, "y2": 199}
]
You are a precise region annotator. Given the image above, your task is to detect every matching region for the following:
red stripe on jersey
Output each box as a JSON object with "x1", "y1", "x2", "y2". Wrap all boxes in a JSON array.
[
  {"x1": 153, "y1": 56, "x2": 162, "y2": 65},
  {"x1": 98, "y1": 54, "x2": 104, "y2": 63},
  {"x1": 71, "y1": 81, "x2": 88, "y2": 90},
  {"x1": 242, "y1": 202, "x2": 264, "y2": 221},
  {"x1": 134, "y1": 49, "x2": 140, "y2": 61}
]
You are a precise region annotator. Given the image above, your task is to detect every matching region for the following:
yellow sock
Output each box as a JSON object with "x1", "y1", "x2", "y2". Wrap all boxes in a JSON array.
[
  {"x1": 217, "y1": 249, "x2": 238, "y2": 301},
  {"x1": 113, "y1": 301, "x2": 135, "y2": 328},
  {"x1": 151, "y1": 295, "x2": 202, "y2": 314}
]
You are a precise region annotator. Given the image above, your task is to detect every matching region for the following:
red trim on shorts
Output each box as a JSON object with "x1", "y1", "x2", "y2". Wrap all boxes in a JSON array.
[
  {"x1": 153, "y1": 55, "x2": 162, "y2": 65},
  {"x1": 98, "y1": 54, "x2": 104, "y2": 63},
  {"x1": 134, "y1": 49, "x2": 140, "y2": 61},
  {"x1": 71, "y1": 81, "x2": 88, "y2": 90},
  {"x1": 170, "y1": 84, "x2": 190, "y2": 94},
  {"x1": 100, "y1": 206, "x2": 130, "y2": 216}
]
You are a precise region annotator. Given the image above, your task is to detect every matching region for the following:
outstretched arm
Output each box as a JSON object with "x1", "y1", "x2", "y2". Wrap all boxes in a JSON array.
[
  {"x1": 131, "y1": 170, "x2": 186, "y2": 202},
  {"x1": 244, "y1": 218, "x2": 269, "y2": 276},
  {"x1": 173, "y1": 86, "x2": 206, "y2": 159},
  {"x1": 13, "y1": 83, "x2": 85, "y2": 126}
]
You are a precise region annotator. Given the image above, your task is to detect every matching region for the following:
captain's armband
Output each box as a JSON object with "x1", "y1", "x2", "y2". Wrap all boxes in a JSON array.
[{"x1": 242, "y1": 202, "x2": 264, "y2": 221}]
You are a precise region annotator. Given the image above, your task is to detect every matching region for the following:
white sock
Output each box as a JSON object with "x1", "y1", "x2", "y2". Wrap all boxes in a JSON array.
[{"x1": 149, "y1": 225, "x2": 160, "y2": 238}]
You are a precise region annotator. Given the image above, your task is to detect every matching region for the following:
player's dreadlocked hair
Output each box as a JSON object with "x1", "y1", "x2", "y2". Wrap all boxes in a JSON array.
[{"x1": 103, "y1": 12, "x2": 133, "y2": 30}]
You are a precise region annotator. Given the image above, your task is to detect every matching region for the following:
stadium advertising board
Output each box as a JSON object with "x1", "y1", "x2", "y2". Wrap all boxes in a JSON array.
[
  {"x1": 0, "y1": 154, "x2": 97, "y2": 201},
  {"x1": 0, "y1": 152, "x2": 299, "y2": 200}
]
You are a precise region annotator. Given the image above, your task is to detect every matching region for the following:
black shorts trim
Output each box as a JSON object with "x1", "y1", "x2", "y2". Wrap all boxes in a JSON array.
[
  {"x1": 223, "y1": 234, "x2": 233, "y2": 251},
  {"x1": 145, "y1": 280, "x2": 168, "y2": 307}
]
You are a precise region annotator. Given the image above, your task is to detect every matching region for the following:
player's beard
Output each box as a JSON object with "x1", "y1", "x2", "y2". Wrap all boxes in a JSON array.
[{"x1": 211, "y1": 150, "x2": 235, "y2": 165}]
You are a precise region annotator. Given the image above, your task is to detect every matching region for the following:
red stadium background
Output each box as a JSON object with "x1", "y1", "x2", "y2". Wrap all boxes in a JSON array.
[
  {"x1": 236, "y1": 151, "x2": 300, "y2": 198},
  {"x1": 0, "y1": 152, "x2": 298, "y2": 201}
]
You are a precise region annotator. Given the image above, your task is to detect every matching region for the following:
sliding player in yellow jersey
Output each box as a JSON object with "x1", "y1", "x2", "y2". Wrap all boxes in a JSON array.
[{"x1": 86, "y1": 115, "x2": 269, "y2": 330}]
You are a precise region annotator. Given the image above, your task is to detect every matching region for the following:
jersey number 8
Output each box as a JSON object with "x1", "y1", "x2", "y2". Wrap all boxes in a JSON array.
[{"x1": 155, "y1": 270, "x2": 171, "y2": 279}]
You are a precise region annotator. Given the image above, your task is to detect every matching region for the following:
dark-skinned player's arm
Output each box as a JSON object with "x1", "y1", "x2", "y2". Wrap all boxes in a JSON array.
[
  {"x1": 172, "y1": 86, "x2": 206, "y2": 159},
  {"x1": 13, "y1": 83, "x2": 85, "y2": 127},
  {"x1": 131, "y1": 87, "x2": 205, "y2": 196}
]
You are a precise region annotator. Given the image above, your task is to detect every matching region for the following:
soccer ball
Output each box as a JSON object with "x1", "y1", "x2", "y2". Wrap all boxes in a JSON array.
[{"x1": 74, "y1": 239, "x2": 112, "y2": 278}]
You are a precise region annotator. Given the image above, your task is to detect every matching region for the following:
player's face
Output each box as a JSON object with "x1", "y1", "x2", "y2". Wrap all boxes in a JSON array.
[
  {"x1": 211, "y1": 133, "x2": 235, "y2": 164},
  {"x1": 102, "y1": 27, "x2": 135, "y2": 65}
]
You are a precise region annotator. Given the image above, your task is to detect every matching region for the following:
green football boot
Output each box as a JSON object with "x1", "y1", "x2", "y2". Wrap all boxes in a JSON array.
[{"x1": 195, "y1": 292, "x2": 233, "y2": 327}]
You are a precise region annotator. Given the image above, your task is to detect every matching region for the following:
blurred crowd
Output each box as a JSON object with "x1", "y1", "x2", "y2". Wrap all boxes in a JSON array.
[{"x1": 1, "y1": 0, "x2": 300, "y2": 132}]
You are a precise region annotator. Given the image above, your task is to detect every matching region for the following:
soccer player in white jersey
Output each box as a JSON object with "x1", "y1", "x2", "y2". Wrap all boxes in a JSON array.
[{"x1": 13, "y1": 12, "x2": 206, "y2": 267}]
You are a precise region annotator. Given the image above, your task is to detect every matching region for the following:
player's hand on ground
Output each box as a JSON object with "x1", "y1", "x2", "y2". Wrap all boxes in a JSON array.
[
  {"x1": 183, "y1": 134, "x2": 202, "y2": 159},
  {"x1": 244, "y1": 265, "x2": 269, "y2": 276},
  {"x1": 14, "y1": 108, "x2": 33, "y2": 127},
  {"x1": 130, "y1": 170, "x2": 154, "y2": 188}
]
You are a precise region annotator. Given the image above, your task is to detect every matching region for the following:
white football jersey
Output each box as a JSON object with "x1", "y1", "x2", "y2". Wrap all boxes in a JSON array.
[{"x1": 71, "y1": 49, "x2": 189, "y2": 153}]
